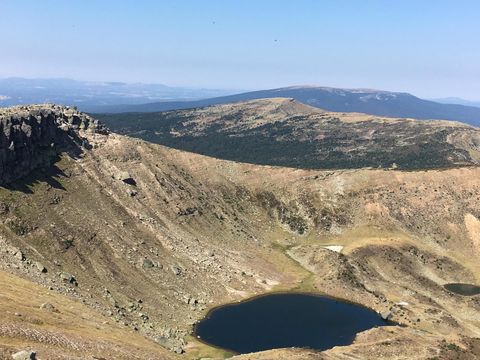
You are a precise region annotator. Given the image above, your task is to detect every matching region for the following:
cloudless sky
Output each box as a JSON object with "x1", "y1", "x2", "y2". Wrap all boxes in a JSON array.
[{"x1": 1, "y1": 0, "x2": 479, "y2": 99}]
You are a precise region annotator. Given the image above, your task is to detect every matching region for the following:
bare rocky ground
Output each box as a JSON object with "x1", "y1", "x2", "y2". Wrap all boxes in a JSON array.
[{"x1": 0, "y1": 105, "x2": 479, "y2": 359}]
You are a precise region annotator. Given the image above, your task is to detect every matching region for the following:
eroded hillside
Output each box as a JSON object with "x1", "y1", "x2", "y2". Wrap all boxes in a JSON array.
[
  {"x1": 98, "y1": 98, "x2": 480, "y2": 170},
  {"x1": 0, "y1": 105, "x2": 479, "y2": 359}
]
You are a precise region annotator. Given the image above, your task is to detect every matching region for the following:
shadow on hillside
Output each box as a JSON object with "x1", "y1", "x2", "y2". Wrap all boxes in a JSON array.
[{"x1": 2, "y1": 161, "x2": 68, "y2": 194}]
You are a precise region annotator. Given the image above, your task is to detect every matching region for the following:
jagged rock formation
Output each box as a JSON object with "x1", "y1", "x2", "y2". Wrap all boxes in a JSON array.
[{"x1": 0, "y1": 105, "x2": 107, "y2": 184}]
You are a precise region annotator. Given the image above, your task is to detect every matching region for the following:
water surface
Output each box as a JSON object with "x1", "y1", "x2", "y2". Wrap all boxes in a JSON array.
[
  {"x1": 444, "y1": 283, "x2": 480, "y2": 296},
  {"x1": 194, "y1": 293, "x2": 388, "y2": 354}
]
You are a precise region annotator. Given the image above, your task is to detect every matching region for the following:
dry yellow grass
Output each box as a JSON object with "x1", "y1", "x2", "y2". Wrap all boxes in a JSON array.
[{"x1": 0, "y1": 270, "x2": 173, "y2": 359}]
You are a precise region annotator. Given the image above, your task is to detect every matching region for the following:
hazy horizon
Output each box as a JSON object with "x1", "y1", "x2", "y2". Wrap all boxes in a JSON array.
[{"x1": 1, "y1": 1, "x2": 479, "y2": 100}]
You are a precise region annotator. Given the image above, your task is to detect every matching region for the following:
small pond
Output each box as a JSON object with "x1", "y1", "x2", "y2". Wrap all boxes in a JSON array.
[
  {"x1": 194, "y1": 293, "x2": 389, "y2": 354},
  {"x1": 444, "y1": 283, "x2": 480, "y2": 296}
]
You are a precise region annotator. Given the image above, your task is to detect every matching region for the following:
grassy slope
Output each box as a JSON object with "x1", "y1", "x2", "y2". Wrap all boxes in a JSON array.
[
  {"x1": 0, "y1": 270, "x2": 172, "y2": 360},
  {"x1": 1, "y1": 131, "x2": 480, "y2": 358}
]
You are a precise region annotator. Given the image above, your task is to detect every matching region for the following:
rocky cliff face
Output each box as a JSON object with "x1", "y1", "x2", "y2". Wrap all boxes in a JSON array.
[{"x1": 0, "y1": 104, "x2": 107, "y2": 184}]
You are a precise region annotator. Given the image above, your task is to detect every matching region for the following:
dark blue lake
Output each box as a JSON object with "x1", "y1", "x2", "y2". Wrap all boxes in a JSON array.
[{"x1": 194, "y1": 293, "x2": 389, "y2": 354}]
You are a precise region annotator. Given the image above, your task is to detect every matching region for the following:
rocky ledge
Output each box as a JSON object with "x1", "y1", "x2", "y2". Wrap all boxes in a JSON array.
[{"x1": 0, "y1": 104, "x2": 108, "y2": 184}]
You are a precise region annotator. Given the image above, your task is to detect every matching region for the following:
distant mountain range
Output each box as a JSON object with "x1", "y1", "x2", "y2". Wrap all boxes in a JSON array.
[
  {"x1": 0, "y1": 77, "x2": 239, "y2": 110},
  {"x1": 432, "y1": 97, "x2": 480, "y2": 108},
  {"x1": 94, "y1": 86, "x2": 480, "y2": 127},
  {"x1": 1, "y1": 79, "x2": 480, "y2": 127}
]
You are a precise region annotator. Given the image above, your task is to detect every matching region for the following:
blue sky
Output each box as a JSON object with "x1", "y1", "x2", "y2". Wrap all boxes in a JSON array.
[{"x1": 1, "y1": 0, "x2": 479, "y2": 99}]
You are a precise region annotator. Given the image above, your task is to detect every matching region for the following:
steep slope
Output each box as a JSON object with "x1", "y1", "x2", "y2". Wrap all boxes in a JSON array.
[
  {"x1": 98, "y1": 98, "x2": 480, "y2": 170},
  {"x1": 1, "y1": 105, "x2": 480, "y2": 359},
  {"x1": 94, "y1": 86, "x2": 480, "y2": 127}
]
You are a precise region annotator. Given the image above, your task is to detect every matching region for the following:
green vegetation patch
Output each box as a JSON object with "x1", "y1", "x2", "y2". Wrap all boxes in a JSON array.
[{"x1": 97, "y1": 110, "x2": 475, "y2": 170}]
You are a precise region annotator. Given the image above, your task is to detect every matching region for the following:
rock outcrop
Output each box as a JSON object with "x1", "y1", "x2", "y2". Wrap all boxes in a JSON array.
[
  {"x1": 11, "y1": 350, "x2": 36, "y2": 360},
  {"x1": 0, "y1": 104, "x2": 107, "y2": 184}
]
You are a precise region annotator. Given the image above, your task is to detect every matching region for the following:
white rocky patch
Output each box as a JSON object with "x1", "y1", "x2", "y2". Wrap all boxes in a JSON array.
[{"x1": 323, "y1": 245, "x2": 344, "y2": 253}]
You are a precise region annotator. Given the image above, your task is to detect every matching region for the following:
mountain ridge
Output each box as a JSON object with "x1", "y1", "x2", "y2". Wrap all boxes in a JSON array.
[
  {"x1": 93, "y1": 86, "x2": 480, "y2": 127},
  {"x1": 432, "y1": 97, "x2": 480, "y2": 108},
  {"x1": 0, "y1": 77, "x2": 239, "y2": 110},
  {"x1": 3, "y1": 79, "x2": 479, "y2": 127},
  {"x1": 98, "y1": 98, "x2": 480, "y2": 171}
]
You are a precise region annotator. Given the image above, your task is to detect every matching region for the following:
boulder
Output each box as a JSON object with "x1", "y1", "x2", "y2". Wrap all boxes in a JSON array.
[
  {"x1": 380, "y1": 310, "x2": 393, "y2": 321},
  {"x1": 173, "y1": 346, "x2": 184, "y2": 354},
  {"x1": 35, "y1": 262, "x2": 47, "y2": 273},
  {"x1": 114, "y1": 171, "x2": 136, "y2": 186},
  {"x1": 177, "y1": 207, "x2": 199, "y2": 216},
  {"x1": 171, "y1": 265, "x2": 182, "y2": 276},
  {"x1": 59, "y1": 272, "x2": 77, "y2": 285},
  {"x1": 11, "y1": 350, "x2": 36, "y2": 360},
  {"x1": 14, "y1": 251, "x2": 24, "y2": 261},
  {"x1": 142, "y1": 258, "x2": 154, "y2": 269},
  {"x1": 206, "y1": 250, "x2": 215, "y2": 257},
  {"x1": 40, "y1": 303, "x2": 57, "y2": 312},
  {"x1": 127, "y1": 188, "x2": 138, "y2": 197}
]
